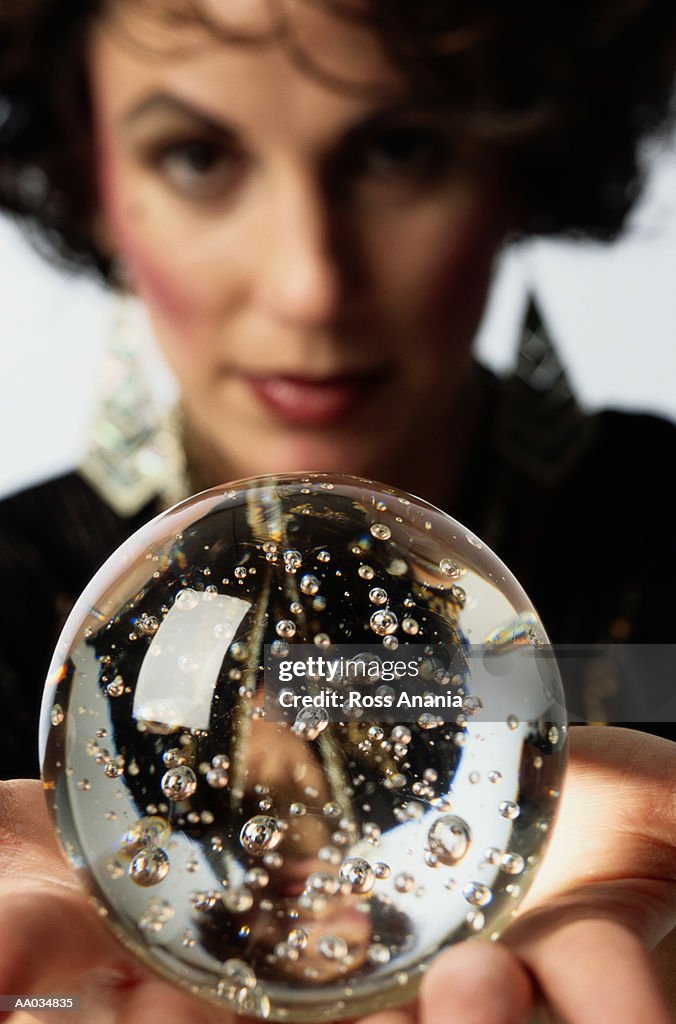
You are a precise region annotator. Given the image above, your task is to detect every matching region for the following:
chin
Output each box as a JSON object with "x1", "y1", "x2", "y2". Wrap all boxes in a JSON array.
[{"x1": 223, "y1": 434, "x2": 383, "y2": 485}]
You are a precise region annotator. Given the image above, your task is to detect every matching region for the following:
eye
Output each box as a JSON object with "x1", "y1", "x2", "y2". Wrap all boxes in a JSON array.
[
  {"x1": 358, "y1": 125, "x2": 452, "y2": 183},
  {"x1": 152, "y1": 137, "x2": 246, "y2": 201}
]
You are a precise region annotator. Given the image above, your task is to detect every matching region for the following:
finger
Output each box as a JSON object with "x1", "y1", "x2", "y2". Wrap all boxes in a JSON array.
[
  {"x1": 0, "y1": 780, "x2": 137, "y2": 1021},
  {"x1": 116, "y1": 978, "x2": 224, "y2": 1024},
  {"x1": 420, "y1": 940, "x2": 533, "y2": 1024},
  {"x1": 504, "y1": 903, "x2": 675, "y2": 1024},
  {"x1": 0, "y1": 886, "x2": 138, "y2": 1008},
  {"x1": 6, "y1": 967, "x2": 141, "y2": 1024},
  {"x1": 0, "y1": 779, "x2": 66, "y2": 870},
  {"x1": 0, "y1": 892, "x2": 227, "y2": 1024},
  {"x1": 352, "y1": 1004, "x2": 416, "y2": 1024},
  {"x1": 522, "y1": 727, "x2": 676, "y2": 933}
]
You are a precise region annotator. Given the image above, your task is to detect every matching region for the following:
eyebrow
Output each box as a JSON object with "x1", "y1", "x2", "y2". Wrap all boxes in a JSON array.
[
  {"x1": 122, "y1": 92, "x2": 237, "y2": 134},
  {"x1": 120, "y1": 90, "x2": 436, "y2": 148}
]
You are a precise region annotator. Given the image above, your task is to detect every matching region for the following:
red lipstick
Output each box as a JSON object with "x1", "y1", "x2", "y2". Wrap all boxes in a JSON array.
[{"x1": 245, "y1": 373, "x2": 378, "y2": 427}]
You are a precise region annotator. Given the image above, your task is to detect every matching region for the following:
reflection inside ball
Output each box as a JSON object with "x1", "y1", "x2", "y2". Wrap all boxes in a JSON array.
[{"x1": 40, "y1": 473, "x2": 566, "y2": 1021}]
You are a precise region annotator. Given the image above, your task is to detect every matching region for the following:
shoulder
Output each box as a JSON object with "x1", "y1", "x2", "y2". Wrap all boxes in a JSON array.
[
  {"x1": 571, "y1": 407, "x2": 676, "y2": 519},
  {"x1": 482, "y1": 390, "x2": 676, "y2": 638},
  {"x1": 0, "y1": 469, "x2": 122, "y2": 530},
  {"x1": 589, "y1": 405, "x2": 676, "y2": 456},
  {"x1": 0, "y1": 471, "x2": 159, "y2": 575},
  {"x1": 489, "y1": 352, "x2": 676, "y2": 511},
  {"x1": 0, "y1": 472, "x2": 161, "y2": 779},
  {"x1": 0, "y1": 469, "x2": 163, "y2": 639},
  {"x1": 519, "y1": 403, "x2": 676, "y2": 547}
]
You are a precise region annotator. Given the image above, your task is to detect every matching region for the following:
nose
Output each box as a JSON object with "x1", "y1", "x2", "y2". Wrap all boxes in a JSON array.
[{"x1": 256, "y1": 168, "x2": 342, "y2": 328}]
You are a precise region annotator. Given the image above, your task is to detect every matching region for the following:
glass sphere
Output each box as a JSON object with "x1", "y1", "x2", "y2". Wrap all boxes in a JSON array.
[{"x1": 40, "y1": 473, "x2": 567, "y2": 1021}]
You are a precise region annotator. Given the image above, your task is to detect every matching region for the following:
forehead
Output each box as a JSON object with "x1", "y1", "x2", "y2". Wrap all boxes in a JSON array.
[{"x1": 91, "y1": 0, "x2": 406, "y2": 137}]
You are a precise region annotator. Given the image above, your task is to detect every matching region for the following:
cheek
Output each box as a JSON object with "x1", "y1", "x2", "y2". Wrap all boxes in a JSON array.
[
  {"x1": 98, "y1": 160, "x2": 219, "y2": 336},
  {"x1": 369, "y1": 191, "x2": 503, "y2": 330},
  {"x1": 426, "y1": 216, "x2": 500, "y2": 330},
  {"x1": 125, "y1": 236, "x2": 197, "y2": 330}
]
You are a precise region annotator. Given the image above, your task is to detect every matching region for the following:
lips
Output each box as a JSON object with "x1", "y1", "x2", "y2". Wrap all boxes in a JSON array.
[
  {"x1": 267, "y1": 855, "x2": 327, "y2": 899},
  {"x1": 244, "y1": 372, "x2": 383, "y2": 427}
]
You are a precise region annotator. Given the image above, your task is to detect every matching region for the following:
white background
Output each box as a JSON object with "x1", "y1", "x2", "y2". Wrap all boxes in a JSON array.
[{"x1": 1, "y1": 142, "x2": 675, "y2": 499}]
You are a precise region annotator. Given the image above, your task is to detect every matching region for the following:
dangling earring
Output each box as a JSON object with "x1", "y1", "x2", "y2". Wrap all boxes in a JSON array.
[
  {"x1": 79, "y1": 288, "x2": 190, "y2": 517},
  {"x1": 495, "y1": 294, "x2": 594, "y2": 481},
  {"x1": 514, "y1": 296, "x2": 574, "y2": 397}
]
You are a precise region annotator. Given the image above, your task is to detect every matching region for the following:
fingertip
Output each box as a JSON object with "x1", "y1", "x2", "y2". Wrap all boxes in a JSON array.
[
  {"x1": 506, "y1": 915, "x2": 676, "y2": 1024},
  {"x1": 0, "y1": 888, "x2": 123, "y2": 994},
  {"x1": 421, "y1": 941, "x2": 533, "y2": 1024},
  {"x1": 348, "y1": 1006, "x2": 416, "y2": 1024},
  {"x1": 117, "y1": 979, "x2": 220, "y2": 1024}
]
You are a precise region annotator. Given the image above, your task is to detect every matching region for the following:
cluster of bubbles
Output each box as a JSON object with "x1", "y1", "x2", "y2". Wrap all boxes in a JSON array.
[{"x1": 41, "y1": 474, "x2": 566, "y2": 1022}]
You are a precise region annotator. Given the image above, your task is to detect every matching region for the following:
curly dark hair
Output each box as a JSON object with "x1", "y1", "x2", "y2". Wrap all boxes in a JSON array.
[{"x1": 1, "y1": 0, "x2": 675, "y2": 280}]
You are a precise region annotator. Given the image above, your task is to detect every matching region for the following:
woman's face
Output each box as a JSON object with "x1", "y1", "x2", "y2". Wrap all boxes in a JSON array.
[{"x1": 88, "y1": 0, "x2": 510, "y2": 495}]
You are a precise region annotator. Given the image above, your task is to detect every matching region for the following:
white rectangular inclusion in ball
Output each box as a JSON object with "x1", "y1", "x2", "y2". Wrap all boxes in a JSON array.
[{"x1": 133, "y1": 589, "x2": 251, "y2": 733}]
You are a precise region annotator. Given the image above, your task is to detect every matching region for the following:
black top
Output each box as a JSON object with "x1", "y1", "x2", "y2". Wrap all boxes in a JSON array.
[{"x1": 1, "y1": 363, "x2": 674, "y2": 779}]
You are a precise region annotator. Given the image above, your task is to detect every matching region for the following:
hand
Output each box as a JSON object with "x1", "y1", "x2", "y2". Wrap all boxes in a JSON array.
[
  {"x1": 0, "y1": 779, "x2": 220, "y2": 1024},
  {"x1": 418, "y1": 726, "x2": 676, "y2": 1024},
  {"x1": 1, "y1": 727, "x2": 674, "y2": 1024}
]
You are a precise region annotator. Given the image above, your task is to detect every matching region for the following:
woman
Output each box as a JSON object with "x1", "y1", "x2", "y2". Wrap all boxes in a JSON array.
[{"x1": 0, "y1": 1, "x2": 675, "y2": 1022}]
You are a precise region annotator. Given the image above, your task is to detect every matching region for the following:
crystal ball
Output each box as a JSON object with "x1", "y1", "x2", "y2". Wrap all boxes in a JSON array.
[{"x1": 40, "y1": 473, "x2": 567, "y2": 1021}]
